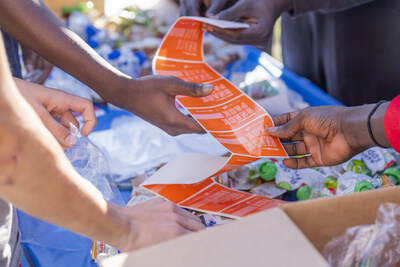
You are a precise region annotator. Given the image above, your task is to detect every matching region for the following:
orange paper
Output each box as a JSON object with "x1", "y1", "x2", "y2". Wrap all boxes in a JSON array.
[{"x1": 144, "y1": 17, "x2": 288, "y2": 218}]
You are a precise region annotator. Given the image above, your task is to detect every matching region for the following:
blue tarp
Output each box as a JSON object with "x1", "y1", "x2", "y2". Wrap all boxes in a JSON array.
[{"x1": 18, "y1": 47, "x2": 342, "y2": 267}]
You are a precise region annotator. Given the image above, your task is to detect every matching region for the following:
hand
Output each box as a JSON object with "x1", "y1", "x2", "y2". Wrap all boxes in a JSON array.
[
  {"x1": 118, "y1": 198, "x2": 205, "y2": 251},
  {"x1": 267, "y1": 105, "x2": 378, "y2": 169},
  {"x1": 21, "y1": 46, "x2": 53, "y2": 85},
  {"x1": 180, "y1": 0, "x2": 237, "y2": 17},
  {"x1": 15, "y1": 78, "x2": 96, "y2": 149},
  {"x1": 111, "y1": 76, "x2": 213, "y2": 136},
  {"x1": 200, "y1": 0, "x2": 293, "y2": 49}
]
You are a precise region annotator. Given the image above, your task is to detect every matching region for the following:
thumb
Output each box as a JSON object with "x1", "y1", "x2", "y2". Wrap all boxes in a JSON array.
[
  {"x1": 215, "y1": 2, "x2": 246, "y2": 22},
  {"x1": 43, "y1": 113, "x2": 77, "y2": 149},
  {"x1": 267, "y1": 117, "x2": 303, "y2": 139},
  {"x1": 168, "y1": 77, "x2": 214, "y2": 97}
]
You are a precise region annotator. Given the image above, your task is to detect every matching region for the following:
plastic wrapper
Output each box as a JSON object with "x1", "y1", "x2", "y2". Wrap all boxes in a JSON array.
[
  {"x1": 323, "y1": 203, "x2": 400, "y2": 267},
  {"x1": 336, "y1": 172, "x2": 381, "y2": 196},
  {"x1": 343, "y1": 147, "x2": 395, "y2": 175},
  {"x1": 274, "y1": 161, "x2": 326, "y2": 191}
]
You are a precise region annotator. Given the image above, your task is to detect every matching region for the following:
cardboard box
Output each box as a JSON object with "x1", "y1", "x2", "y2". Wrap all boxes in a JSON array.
[{"x1": 101, "y1": 187, "x2": 400, "y2": 267}]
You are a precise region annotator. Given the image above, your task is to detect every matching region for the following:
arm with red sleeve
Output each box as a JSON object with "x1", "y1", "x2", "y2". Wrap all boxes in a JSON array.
[{"x1": 384, "y1": 95, "x2": 400, "y2": 152}]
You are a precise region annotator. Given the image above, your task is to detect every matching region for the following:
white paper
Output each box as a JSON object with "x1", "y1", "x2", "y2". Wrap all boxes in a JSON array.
[
  {"x1": 141, "y1": 153, "x2": 230, "y2": 186},
  {"x1": 182, "y1": 16, "x2": 250, "y2": 29}
]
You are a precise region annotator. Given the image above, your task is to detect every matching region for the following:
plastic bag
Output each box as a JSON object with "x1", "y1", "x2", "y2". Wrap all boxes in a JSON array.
[
  {"x1": 323, "y1": 203, "x2": 400, "y2": 267},
  {"x1": 65, "y1": 124, "x2": 124, "y2": 206}
]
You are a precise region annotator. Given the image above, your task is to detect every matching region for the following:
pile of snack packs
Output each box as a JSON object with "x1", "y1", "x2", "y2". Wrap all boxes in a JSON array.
[{"x1": 126, "y1": 146, "x2": 399, "y2": 216}]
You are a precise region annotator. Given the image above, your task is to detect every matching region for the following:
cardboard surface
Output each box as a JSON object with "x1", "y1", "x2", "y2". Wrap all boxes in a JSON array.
[
  {"x1": 283, "y1": 186, "x2": 400, "y2": 252},
  {"x1": 102, "y1": 187, "x2": 400, "y2": 266},
  {"x1": 101, "y1": 208, "x2": 328, "y2": 267}
]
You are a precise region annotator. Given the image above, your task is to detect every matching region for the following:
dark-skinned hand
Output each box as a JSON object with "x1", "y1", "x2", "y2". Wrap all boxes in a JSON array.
[{"x1": 267, "y1": 105, "x2": 387, "y2": 169}]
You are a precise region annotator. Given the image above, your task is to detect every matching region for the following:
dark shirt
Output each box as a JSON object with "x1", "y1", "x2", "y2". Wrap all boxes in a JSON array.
[
  {"x1": 1, "y1": 31, "x2": 22, "y2": 78},
  {"x1": 281, "y1": 0, "x2": 400, "y2": 106}
]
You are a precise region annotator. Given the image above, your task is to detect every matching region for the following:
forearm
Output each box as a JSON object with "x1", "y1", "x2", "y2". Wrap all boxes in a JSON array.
[
  {"x1": 341, "y1": 102, "x2": 390, "y2": 151},
  {"x1": 0, "y1": 43, "x2": 132, "y2": 250},
  {"x1": 291, "y1": 0, "x2": 376, "y2": 16},
  {"x1": 0, "y1": 0, "x2": 130, "y2": 103}
]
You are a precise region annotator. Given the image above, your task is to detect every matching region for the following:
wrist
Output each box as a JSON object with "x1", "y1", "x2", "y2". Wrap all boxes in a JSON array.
[
  {"x1": 341, "y1": 104, "x2": 376, "y2": 152},
  {"x1": 370, "y1": 102, "x2": 390, "y2": 148},
  {"x1": 102, "y1": 203, "x2": 135, "y2": 251},
  {"x1": 100, "y1": 76, "x2": 135, "y2": 110}
]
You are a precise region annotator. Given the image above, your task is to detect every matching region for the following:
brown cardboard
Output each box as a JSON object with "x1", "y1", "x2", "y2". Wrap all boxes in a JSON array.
[
  {"x1": 101, "y1": 187, "x2": 400, "y2": 266},
  {"x1": 283, "y1": 186, "x2": 400, "y2": 252},
  {"x1": 101, "y1": 208, "x2": 328, "y2": 267}
]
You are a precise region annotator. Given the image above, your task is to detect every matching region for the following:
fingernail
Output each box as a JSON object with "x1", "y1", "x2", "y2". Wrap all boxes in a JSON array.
[
  {"x1": 65, "y1": 134, "x2": 77, "y2": 146},
  {"x1": 201, "y1": 84, "x2": 214, "y2": 94},
  {"x1": 267, "y1": 127, "x2": 278, "y2": 134}
]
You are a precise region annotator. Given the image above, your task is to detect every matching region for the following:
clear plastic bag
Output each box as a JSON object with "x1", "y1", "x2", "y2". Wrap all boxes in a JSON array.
[
  {"x1": 65, "y1": 124, "x2": 125, "y2": 206},
  {"x1": 323, "y1": 203, "x2": 400, "y2": 267}
]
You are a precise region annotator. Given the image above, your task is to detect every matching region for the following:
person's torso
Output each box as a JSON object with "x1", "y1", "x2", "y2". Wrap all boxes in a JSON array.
[{"x1": 281, "y1": 0, "x2": 400, "y2": 105}]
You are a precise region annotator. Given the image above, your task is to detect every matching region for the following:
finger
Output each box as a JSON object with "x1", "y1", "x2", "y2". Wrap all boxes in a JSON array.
[
  {"x1": 33, "y1": 54, "x2": 40, "y2": 70},
  {"x1": 167, "y1": 77, "x2": 214, "y2": 97},
  {"x1": 177, "y1": 214, "x2": 206, "y2": 231},
  {"x1": 279, "y1": 130, "x2": 305, "y2": 143},
  {"x1": 283, "y1": 156, "x2": 318, "y2": 169},
  {"x1": 180, "y1": 0, "x2": 189, "y2": 16},
  {"x1": 267, "y1": 113, "x2": 303, "y2": 139},
  {"x1": 174, "y1": 206, "x2": 202, "y2": 223},
  {"x1": 272, "y1": 111, "x2": 300, "y2": 126},
  {"x1": 209, "y1": 28, "x2": 242, "y2": 44},
  {"x1": 65, "y1": 96, "x2": 97, "y2": 136},
  {"x1": 39, "y1": 63, "x2": 53, "y2": 85},
  {"x1": 215, "y1": 1, "x2": 246, "y2": 22},
  {"x1": 41, "y1": 111, "x2": 77, "y2": 149},
  {"x1": 206, "y1": 0, "x2": 229, "y2": 16},
  {"x1": 283, "y1": 142, "x2": 308, "y2": 156},
  {"x1": 210, "y1": 23, "x2": 267, "y2": 45},
  {"x1": 59, "y1": 110, "x2": 79, "y2": 129},
  {"x1": 181, "y1": 0, "x2": 200, "y2": 16},
  {"x1": 164, "y1": 112, "x2": 206, "y2": 135}
]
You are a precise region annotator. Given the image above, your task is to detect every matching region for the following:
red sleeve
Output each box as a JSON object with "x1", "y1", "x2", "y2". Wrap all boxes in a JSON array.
[{"x1": 384, "y1": 95, "x2": 400, "y2": 152}]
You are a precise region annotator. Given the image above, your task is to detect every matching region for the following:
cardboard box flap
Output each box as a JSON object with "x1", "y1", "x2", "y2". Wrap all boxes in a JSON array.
[
  {"x1": 283, "y1": 186, "x2": 400, "y2": 252},
  {"x1": 101, "y1": 208, "x2": 328, "y2": 267}
]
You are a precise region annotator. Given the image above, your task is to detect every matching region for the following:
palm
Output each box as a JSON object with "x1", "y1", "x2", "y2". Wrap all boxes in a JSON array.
[{"x1": 271, "y1": 106, "x2": 360, "y2": 169}]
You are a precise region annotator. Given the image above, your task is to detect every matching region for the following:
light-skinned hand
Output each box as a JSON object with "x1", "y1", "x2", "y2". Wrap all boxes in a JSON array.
[
  {"x1": 15, "y1": 78, "x2": 96, "y2": 149},
  {"x1": 118, "y1": 198, "x2": 205, "y2": 251}
]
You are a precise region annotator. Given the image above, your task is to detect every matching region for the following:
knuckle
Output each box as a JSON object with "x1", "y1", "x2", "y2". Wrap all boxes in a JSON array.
[
  {"x1": 153, "y1": 197, "x2": 165, "y2": 204},
  {"x1": 170, "y1": 225, "x2": 184, "y2": 236},
  {"x1": 167, "y1": 213, "x2": 180, "y2": 223},
  {"x1": 164, "y1": 201, "x2": 177, "y2": 212}
]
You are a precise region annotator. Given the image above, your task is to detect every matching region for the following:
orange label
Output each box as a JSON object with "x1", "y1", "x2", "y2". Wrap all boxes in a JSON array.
[
  {"x1": 157, "y1": 18, "x2": 204, "y2": 61},
  {"x1": 147, "y1": 17, "x2": 288, "y2": 217},
  {"x1": 177, "y1": 78, "x2": 242, "y2": 108},
  {"x1": 155, "y1": 59, "x2": 221, "y2": 84},
  {"x1": 188, "y1": 95, "x2": 266, "y2": 132},
  {"x1": 209, "y1": 115, "x2": 287, "y2": 157}
]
